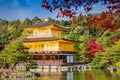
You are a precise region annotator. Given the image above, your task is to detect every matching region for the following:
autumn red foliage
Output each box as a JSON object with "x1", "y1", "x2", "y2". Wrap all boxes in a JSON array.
[
  {"x1": 87, "y1": 38, "x2": 103, "y2": 57},
  {"x1": 72, "y1": 13, "x2": 84, "y2": 24},
  {"x1": 42, "y1": 0, "x2": 120, "y2": 18},
  {"x1": 87, "y1": 11, "x2": 119, "y2": 32},
  {"x1": 113, "y1": 37, "x2": 119, "y2": 43},
  {"x1": 42, "y1": 0, "x2": 120, "y2": 32},
  {"x1": 72, "y1": 17, "x2": 77, "y2": 24}
]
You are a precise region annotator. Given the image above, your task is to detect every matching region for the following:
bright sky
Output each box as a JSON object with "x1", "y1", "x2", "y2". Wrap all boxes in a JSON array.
[{"x1": 0, "y1": 0, "x2": 107, "y2": 21}]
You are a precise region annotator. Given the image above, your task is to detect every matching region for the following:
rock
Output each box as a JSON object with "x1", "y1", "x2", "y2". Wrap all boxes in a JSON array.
[
  {"x1": 34, "y1": 72, "x2": 40, "y2": 77},
  {"x1": 26, "y1": 72, "x2": 34, "y2": 78},
  {"x1": 113, "y1": 67, "x2": 117, "y2": 72},
  {"x1": 109, "y1": 67, "x2": 117, "y2": 74},
  {"x1": 17, "y1": 72, "x2": 40, "y2": 78},
  {"x1": 28, "y1": 72, "x2": 40, "y2": 78},
  {"x1": 0, "y1": 70, "x2": 40, "y2": 79},
  {"x1": 17, "y1": 73, "x2": 26, "y2": 78},
  {"x1": 2, "y1": 71, "x2": 9, "y2": 76}
]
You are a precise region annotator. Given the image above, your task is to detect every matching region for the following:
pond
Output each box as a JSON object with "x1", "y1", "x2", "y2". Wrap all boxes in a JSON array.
[{"x1": 37, "y1": 70, "x2": 120, "y2": 80}]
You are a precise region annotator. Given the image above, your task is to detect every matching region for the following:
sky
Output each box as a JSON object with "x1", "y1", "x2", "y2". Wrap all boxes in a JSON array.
[{"x1": 0, "y1": 0, "x2": 107, "y2": 21}]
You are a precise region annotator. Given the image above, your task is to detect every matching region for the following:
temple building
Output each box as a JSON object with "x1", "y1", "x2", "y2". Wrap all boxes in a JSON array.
[{"x1": 23, "y1": 21, "x2": 79, "y2": 68}]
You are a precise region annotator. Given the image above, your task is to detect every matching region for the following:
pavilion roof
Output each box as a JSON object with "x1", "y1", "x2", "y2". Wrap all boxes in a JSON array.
[{"x1": 24, "y1": 21, "x2": 68, "y2": 29}]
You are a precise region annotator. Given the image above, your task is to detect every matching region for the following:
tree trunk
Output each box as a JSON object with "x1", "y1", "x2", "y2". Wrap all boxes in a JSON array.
[
  {"x1": 2, "y1": 56, "x2": 6, "y2": 69},
  {"x1": 11, "y1": 62, "x2": 18, "y2": 70}
]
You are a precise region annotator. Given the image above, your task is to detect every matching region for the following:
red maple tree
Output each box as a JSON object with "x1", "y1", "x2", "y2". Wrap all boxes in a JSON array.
[
  {"x1": 87, "y1": 11, "x2": 119, "y2": 32},
  {"x1": 87, "y1": 38, "x2": 103, "y2": 58},
  {"x1": 42, "y1": 0, "x2": 120, "y2": 32},
  {"x1": 113, "y1": 37, "x2": 119, "y2": 43},
  {"x1": 42, "y1": 0, "x2": 120, "y2": 18}
]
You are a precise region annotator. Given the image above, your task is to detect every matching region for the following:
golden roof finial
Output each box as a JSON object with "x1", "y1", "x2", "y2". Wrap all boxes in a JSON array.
[{"x1": 44, "y1": 16, "x2": 49, "y2": 21}]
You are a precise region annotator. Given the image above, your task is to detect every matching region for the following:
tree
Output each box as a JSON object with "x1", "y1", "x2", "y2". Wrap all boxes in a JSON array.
[
  {"x1": 90, "y1": 42, "x2": 120, "y2": 68},
  {"x1": 90, "y1": 52, "x2": 110, "y2": 68},
  {"x1": 42, "y1": 0, "x2": 120, "y2": 37},
  {"x1": 90, "y1": 38, "x2": 120, "y2": 68},
  {"x1": 0, "y1": 25, "x2": 9, "y2": 49},
  {"x1": 65, "y1": 13, "x2": 120, "y2": 67},
  {"x1": 66, "y1": 14, "x2": 90, "y2": 62},
  {"x1": 0, "y1": 19, "x2": 24, "y2": 51},
  {"x1": 0, "y1": 20, "x2": 9, "y2": 50},
  {"x1": 87, "y1": 38, "x2": 103, "y2": 59},
  {"x1": 22, "y1": 18, "x2": 32, "y2": 26},
  {"x1": 8, "y1": 19, "x2": 23, "y2": 39},
  {"x1": 0, "y1": 17, "x2": 39, "y2": 70},
  {"x1": 32, "y1": 16, "x2": 41, "y2": 24},
  {"x1": 110, "y1": 40, "x2": 120, "y2": 63},
  {"x1": 42, "y1": 0, "x2": 120, "y2": 18},
  {"x1": 87, "y1": 11, "x2": 119, "y2": 32},
  {"x1": 1, "y1": 42, "x2": 30, "y2": 70}
]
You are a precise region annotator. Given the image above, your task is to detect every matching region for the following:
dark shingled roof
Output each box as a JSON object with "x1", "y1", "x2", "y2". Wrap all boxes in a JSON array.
[
  {"x1": 23, "y1": 37, "x2": 80, "y2": 43},
  {"x1": 24, "y1": 21, "x2": 67, "y2": 29}
]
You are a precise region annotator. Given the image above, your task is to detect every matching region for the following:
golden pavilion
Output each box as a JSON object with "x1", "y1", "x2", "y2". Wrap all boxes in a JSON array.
[{"x1": 23, "y1": 20, "x2": 79, "y2": 67}]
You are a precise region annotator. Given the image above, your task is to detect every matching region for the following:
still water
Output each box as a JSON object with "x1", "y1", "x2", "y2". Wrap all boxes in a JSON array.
[{"x1": 37, "y1": 70, "x2": 120, "y2": 80}]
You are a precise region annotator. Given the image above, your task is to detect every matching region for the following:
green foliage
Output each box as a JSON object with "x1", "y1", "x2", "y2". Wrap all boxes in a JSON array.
[
  {"x1": 22, "y1": 18, "x2": 32, "y2": 26},
  {"x1": 90, "y1": 52, "x2": 110, "y2": 68},
  {"x1": 48, "y1": 17, "x2": 72, "y2": 27},
  {"x1": 0, "y1": 25, "x2": 9, "y2": 47},
  {"x1": 0, "y1": 15, "x2": 120, "y2": 68},
  {"x1": 32, "y1": 16, "x2": 41, "y2": 24},
  {"x1": 0, "y1": 42, "x2": 30, "y2": 68},
  {"x1": 8, "y1": 19, "x2": 23, "y2": 38},
  {"x1": 0, "y1": 17, "x2": 40, "y2": 51},
  {"x1": 111, "y1": 41, "x2": 120, "y2": 63},
  {"x1": 90, "y1": 40, "x2": 120, "y2": 67},
  {"x1": 18, "y1": 30, "x2": 32, "y2": 41},
  {"x1": 66, "y1": 15, "x2": 90, "y2": 62},
  {"x1": 116, "y1": 62, "x2": 120, "y2": 67},
  {"x1": 26, "y1": 61, "x2": 38, "y2": 71},
  {"x1": 0, "y1": 19, "x2": 23, "y2": 50},
  {"x1": 27, "y1": 61, "x2": 38, "y2": 69},
  {"x1": 65, "y1": 14, "x2": 120, "y2": 68}
]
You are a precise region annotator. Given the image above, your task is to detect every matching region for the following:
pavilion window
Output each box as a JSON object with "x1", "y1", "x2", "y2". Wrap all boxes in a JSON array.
[
  {"x1": 39, "y1": 31, "x2": 44, "y2": 37},
  {"x1": 34, "y1": 30, "x2": 43, "y2": 38},
  {"x1": 45, "y1": 31, "x2": 50, "y2": 37}
]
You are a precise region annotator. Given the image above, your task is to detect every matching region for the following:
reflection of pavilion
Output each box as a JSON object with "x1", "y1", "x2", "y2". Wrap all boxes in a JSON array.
[
  {"x1": 39, "y1": 71, "x2": 73, "y2": 80},
  {"x1": 23, "y1": 21, "x2": 79, "y2": 71},
  {"x1": 39, "y1": 71, "x2": 62, "y2": 80},
  {"x1": 67, "y1": 71, "x2": 73, "y2": 80}
]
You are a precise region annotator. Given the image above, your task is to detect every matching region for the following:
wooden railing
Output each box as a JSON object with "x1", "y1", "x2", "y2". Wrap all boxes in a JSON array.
[{"x1": 36, "y1": 60, "x2": 63, "y2": 65}]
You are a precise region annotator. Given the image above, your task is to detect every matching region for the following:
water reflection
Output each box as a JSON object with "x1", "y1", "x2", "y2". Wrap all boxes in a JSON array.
[
  {"x1": 67, "y1": 71, "x2": 73, "y2": 80},
  {"x1": 37, "y1": 70, "x2": 120, "y2": 80}
]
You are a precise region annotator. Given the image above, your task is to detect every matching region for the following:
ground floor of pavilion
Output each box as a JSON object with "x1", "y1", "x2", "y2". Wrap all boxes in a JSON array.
[
  {"x1": 31, "y1": 52, "x2": 74, "y2": 66},
  {"x1": 15, "y1": 52, "x2": 78, "y2": 71}
]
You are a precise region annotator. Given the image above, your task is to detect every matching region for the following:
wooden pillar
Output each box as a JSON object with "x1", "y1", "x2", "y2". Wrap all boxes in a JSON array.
[
  {"x1": 44, "y1": 54, "x2": 45, "y2": 65},
  {"x1": 53, "y1": 55, "x2": 55, "y2": 65},
  {"x1": 53, "y1": 55, "x2": 54, "y2": 64},
  {"x1": 58, "y1": 54, "x2": 60, "y2": 65},
  {"x1": 49, "y1": 53, "x2": 50, "y2": 65}
]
